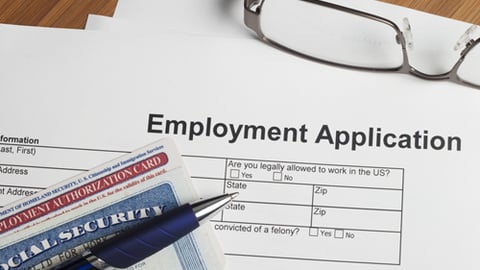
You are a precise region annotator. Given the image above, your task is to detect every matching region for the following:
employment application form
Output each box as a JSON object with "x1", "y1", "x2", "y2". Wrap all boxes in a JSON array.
[{"x1": 0, "y1": 26, "x2": 478, "y2": 269}]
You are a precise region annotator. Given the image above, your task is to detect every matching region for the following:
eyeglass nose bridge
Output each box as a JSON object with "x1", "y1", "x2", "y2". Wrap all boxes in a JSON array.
[{"x1": 387, "y1": 17, "x2": 452, "y2": 80}]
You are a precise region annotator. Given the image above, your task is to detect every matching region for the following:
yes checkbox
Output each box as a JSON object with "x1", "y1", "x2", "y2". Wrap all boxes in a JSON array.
[{"x1": 230, "y1": 169, "x2": 240, "y2": 178}]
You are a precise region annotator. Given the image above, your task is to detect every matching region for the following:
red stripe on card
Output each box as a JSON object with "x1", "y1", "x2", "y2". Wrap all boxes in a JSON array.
[{"x1": 0, "y1": 152, "x2": 168, "y2": 234}]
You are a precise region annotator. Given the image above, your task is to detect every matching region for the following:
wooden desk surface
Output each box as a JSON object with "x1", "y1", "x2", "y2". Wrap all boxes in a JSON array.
[{"x1": 0, "y1": 0, "x2": 479, "y2": 29}]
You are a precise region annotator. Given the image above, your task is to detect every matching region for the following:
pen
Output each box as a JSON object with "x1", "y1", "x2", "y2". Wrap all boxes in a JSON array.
[{"x1": 55, "y1": 192, "x2": 238, "y2": 270}]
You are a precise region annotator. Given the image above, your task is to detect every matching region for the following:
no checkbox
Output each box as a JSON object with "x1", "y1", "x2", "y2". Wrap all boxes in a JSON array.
[
  {"x1": 334, "y1": 229, "x2": 345, "y2": 239},
  {"x1": 309, "y1": 227, "x2": 319, "y2": 237}
]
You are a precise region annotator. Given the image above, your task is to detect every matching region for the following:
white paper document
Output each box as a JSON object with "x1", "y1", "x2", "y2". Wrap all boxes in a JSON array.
[
  {"x1": 1, "y1": 1, "x2": 480, "y2": 269},
  {"x1": 85, "y1": 0, "x2": 247, "y2": 38}
]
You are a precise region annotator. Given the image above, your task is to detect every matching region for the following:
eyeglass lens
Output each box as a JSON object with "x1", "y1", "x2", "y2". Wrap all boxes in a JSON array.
[
  {"x1": 260, "y1": 0, "x2": 404, "y2": 69},
  {"x1": 457, "y1": 42, "x2": 480, "y2": 86}
]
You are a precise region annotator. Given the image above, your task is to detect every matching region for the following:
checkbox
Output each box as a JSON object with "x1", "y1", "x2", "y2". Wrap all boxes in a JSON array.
[
  {"x1": 309, "y1": 227, "x2": 319, "y2": 237},
  {"x1": 272, "y1": 172, "x2": 282, "y2": 181},
  {"x1": 230, "y1": 169, "x2": 240, "y2": 178},
  {"x1": 334, "y1": 229, "x2": 344, "y2": 239}
]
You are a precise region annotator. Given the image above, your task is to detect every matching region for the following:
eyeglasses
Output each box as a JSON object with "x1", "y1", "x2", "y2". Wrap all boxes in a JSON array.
[{"x1": 244, "y1": 0, "x2": 480, "y2": 90}]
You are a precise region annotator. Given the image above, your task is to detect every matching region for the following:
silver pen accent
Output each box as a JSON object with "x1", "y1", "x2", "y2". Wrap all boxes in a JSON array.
[
  {"x1": 192, "y1": 192, "x2": 239, "y2": 224},
  {"x1": 83, "y1": 251, "x2": 114, "y2": 270}
]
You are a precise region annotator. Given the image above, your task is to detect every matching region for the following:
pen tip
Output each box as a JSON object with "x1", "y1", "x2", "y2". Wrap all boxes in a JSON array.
[
  {"x1": 193, "y1": 192, "x2": 239, "y2": 223},
  {"x1": 229, "y1": 192, "x2": 239, "y2": 199}
]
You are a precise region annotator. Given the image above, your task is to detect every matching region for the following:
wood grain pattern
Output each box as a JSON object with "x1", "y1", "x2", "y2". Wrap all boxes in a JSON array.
[
  {"x1": 0, "y1": 0, "x2": 478, "y2": 29},
  {"x1": 0, "y1": 0, "x2": 117, "y2": 29},
  {"x1": 381, "y1": 0, "x2": 480, "y2": 25}
]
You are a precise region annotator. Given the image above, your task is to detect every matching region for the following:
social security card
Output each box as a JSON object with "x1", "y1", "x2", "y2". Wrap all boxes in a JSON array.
[{"x1": 0, "y1": 138, "x2": 224, "y2": 270}]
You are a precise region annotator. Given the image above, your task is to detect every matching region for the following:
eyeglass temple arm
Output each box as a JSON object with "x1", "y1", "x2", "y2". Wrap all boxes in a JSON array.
[{"x1": 244, "y1": 0, "x2": 262, "y2": 35}]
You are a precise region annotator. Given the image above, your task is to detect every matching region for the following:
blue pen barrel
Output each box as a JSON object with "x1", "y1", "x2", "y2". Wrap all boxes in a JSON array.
[
  {"x1": 53, "y1": 256, "x2": 98, "y2": 270},
  {"x1": 91, "y1": 204, "x2": 199, "y2": 269}
]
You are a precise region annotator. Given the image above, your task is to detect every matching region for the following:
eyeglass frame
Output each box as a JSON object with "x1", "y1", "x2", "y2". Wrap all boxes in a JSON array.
[{"x1": 244, "y1": 0, "x2": 480, "y2": 89}]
